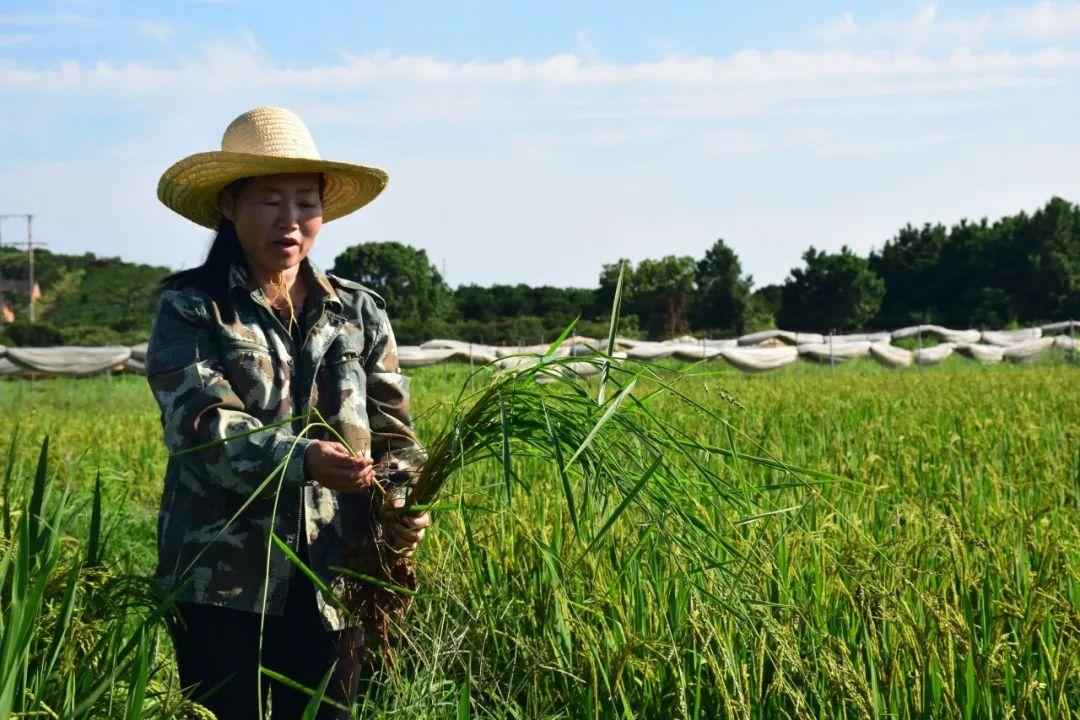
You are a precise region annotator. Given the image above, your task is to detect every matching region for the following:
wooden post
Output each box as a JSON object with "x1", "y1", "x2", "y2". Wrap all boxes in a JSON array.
[
  {"x1": 1070, "y1": 322, "x2": 1076, "y2": 365},
  {"x1": 829, "y1": 329, "x2": 835, "y2": 375},
  {"x1": 916, "y1": 326, "x2": 923, "y2": 371}
]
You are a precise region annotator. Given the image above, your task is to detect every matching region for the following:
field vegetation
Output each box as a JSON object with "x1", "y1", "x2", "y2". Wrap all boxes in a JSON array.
[{"x1": 0, "y1": 354, "x2": 1077, "y2": 718}]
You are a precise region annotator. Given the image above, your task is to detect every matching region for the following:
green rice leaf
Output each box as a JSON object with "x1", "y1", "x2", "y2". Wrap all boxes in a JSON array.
[
  {"x1": 579, "y1": 454, "x2": 663, "y2": 561},
  {"x1": 565, "y1": 377, "x2": 638, "y2": 467}
]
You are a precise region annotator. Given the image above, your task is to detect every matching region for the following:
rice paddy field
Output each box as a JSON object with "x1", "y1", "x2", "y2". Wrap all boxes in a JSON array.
[{"x1": 1, "y1": 352, "x2": 1077, "y2": 718}]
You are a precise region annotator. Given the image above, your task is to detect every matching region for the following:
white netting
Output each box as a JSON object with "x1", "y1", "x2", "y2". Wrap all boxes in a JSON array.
[
  {"x1": 955, "y1": 343, "x2": 1004, "y2": 363},
  {"x1": 625, "y1": 343, "x2": 677, "y2": 361},
  {"x1": 667, "y1": 343, "x2": 727, "y2": 360},
  {"x1": 1002, "y1": 338, "x2": 1055, "y2": 363},
  {"x1": 1041, "y1": 320, "x2": 1080, "y2": 335},
  {"x1": 719, "y1": 346, "x2": 799, "y2": 371},
  {"x1": 980, "y1": 328, "x2": 1042, "y2": 346},
  {"x1": 893, "y1": 325, "x2": 980, "y2": 343},
  {"x1": 798, "y1": 341, "x2": 872, "y2": 363},
  {"x1": 737, "y1": 330, "x2": 825, "y2": 346},
  {"x1": 495, "y1": 343, "x2": 558, "y2": 358},
  {"x1": 869, "y1": 343, "x2": 913, "y2": 368},
  {"x1": 830, "y1": 332, "x2": 891, "y2": 344},
  {"x1": 398, "y1": 347, "x2": 460, "y2": 368},
  {"x1": 0, "y1": 357, "x2": 23, "y2": 376},
  {"x1": 5, "y1": 346, "x2": 132, "y2": 375},
  {"x1": 0, "y1": 322, "x2": 1073, "y2": 378},
  {"x1": 399, "y1": 346, "x2": 498, "y2": 368},
  {"x1": 1054, "y1": 335, "x2": 1078, "y2": 353},
  {"x1": 914, "y1": 343, "x2": 955, "y2": 366},
  {"x1": 122, "y1": 357, "x2": 146, "y2": 373}
]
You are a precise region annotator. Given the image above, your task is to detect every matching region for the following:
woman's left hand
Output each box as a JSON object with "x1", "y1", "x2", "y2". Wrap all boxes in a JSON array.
[{"x1": 382, "y1": 495, "x2": 431, "y2": 558}]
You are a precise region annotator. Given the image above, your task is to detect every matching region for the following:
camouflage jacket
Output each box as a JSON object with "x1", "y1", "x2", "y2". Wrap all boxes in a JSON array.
[{"x1": 146, "y1": 256, "x2": 423, "y2": 631}]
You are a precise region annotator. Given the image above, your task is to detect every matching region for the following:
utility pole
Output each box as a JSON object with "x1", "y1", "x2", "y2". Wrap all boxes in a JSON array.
[
  {"x1": 0, "y1": 217, "x2": 5, "y2": 319},
  {"x1": 0, "y1": 214, "x2": 45, "y2": 323},
  {"x1": 28, "y1": 215, "x2": 35, "y2": 322}
]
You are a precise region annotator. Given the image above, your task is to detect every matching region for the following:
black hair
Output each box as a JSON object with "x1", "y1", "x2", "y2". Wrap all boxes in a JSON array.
[{"x1": 158, "y1": 173, "x2": 327, "y2": 322}]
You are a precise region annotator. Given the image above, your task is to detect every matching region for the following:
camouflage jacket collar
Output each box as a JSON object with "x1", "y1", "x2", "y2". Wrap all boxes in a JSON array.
[{"x1": 227, "y1": 256, "x2": 344, "y2": 313}]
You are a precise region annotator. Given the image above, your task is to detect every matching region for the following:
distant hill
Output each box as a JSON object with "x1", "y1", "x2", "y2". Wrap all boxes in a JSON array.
[{"x1": 0, "y1": 248, "x2": 171, "y2": 346}]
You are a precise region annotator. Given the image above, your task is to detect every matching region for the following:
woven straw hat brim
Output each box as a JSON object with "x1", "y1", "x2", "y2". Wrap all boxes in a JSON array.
[{"x1": 157, "y1": 150, "x2": 388, "y2": 229}]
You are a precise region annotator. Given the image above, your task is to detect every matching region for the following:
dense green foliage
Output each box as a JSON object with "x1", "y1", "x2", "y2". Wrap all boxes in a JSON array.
[
  {"x1": 326, "y1": 198, "x2": 1080, "y2": 341},
  {"x1": 777, "y1": 246, "x2": 886, "y2": 332},
  {"x1": 692, "y1": 238, "x2": 756, "y2": 335},
  {"x1": 870, "y1": 196, "x2": 1080, "y2": 328},
  {"x1": 599, "y1": 255, "x2": 697, "y2": 338},
  {"x1": 330, "y1": 241, "x2": 456, "y2": 341},
  {"x1": 1, "y1": 354, "x2": 1077, "y2": 718},
  {"x1": 447, "y1": 282, "x2": 618, "y2": 345},
  {"x1": 0, "y1": 248, "x2": 171, "y2": 346}
]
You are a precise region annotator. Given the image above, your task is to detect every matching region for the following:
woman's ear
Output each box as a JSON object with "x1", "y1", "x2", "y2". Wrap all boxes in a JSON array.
[{"x1": 218, "y1": 188, "x2": 237, "y2": 223}]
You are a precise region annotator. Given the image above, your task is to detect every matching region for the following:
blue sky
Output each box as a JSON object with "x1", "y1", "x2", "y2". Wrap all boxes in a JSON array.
[{"x1": 1, "y1": 1, "x2": 1078, "y2": 288}]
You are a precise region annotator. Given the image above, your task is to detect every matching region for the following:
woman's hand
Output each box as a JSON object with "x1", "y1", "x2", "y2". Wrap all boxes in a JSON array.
[
  {"x1": 303, "y1": 440, "x2": 373, "y2": 493},
  {"x1": 382, "y1": 494, "x2": 431, "y2": 558}
]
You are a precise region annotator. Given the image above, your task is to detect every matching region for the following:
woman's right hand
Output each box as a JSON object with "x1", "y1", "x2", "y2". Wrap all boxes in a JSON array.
[{"x1": 303, "y1": 440, "x2": 373, "y2": 493}]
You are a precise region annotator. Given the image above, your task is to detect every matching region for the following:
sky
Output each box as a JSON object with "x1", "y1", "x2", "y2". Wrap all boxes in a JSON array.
[{"x1": 1, "y1": 1, "x2": 1078, "y2": 289}]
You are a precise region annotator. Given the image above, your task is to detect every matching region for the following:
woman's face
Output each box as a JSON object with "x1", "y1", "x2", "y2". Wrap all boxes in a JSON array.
[{"x1": 218, "y1": 172, "x2": 323, "y2": 277}]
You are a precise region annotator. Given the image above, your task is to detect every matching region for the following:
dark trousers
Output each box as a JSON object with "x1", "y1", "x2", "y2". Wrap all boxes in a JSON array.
[{"x1": 169, "y1": 567, "x2": 365, "y2": 720}]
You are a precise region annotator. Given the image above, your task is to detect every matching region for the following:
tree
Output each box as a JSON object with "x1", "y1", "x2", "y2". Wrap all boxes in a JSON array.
[
  {"x1": 636, "y1": 256, "x2": 697, "y2": 338},
  {"x1": 691, "y1": 238, "x2": 752, "y2": 334},
  {"x1": 747, "y1": 284, "x2": 782, "y2": 331},
  {"x1": 751, "y1": 284, "x2": 782, "y2": 318},
  {"x1": 869, "y1": 198, "x2": 1080, "y2": 327},
  {"x1": 331, "y1": 241, "x2": 454, "y2": 326},
  {"x1": 869, "y1": 223, "x2": 947, "y2": 327},
  {"x1": 1014, "y1": 197, "x2": 1080, "y2": 322},
  {"x1": 454, "y1": 284, "x2": 595, "y2": 323},
  {"x1": 777, "y1": 246, "x2": 884, "y2": 332},
  {"x1": 935, "y1": 218, "x2": 1012, "y2": 327},
  {"x1": 598, "y1": 256, "x2": 696, "y2": 339}
]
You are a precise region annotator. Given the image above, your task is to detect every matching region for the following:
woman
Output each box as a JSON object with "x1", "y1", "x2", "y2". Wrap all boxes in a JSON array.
[{"x1": 148, "y1": 106, "x2": 431, "y2": 719}]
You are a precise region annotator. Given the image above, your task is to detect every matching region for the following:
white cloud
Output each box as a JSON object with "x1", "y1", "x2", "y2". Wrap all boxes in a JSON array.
[
  {"x1": 814, "y1": 11, "x2": 859, "y2": 44},
  {"x1": 0, "y1": 33, "x2": 34, "y2": 47},
  {"x1": 138, "y1": 20, "x2": 173, "y2": 44},
  {"x1": 1003, "y1": 1, "x2": 1080, "y2": 39},
  {"x1": 575, "y1": 28, "x2": 599, "y2": 64},
  {"x1": 814, "y1": 4, "x2": 991, "y2": 49},
  {"x1": 817, "y1": 2, "x2": 1080, "y2": 48},
  {"x1": 2, "y1": 42, "x2": 1075, "y2": 103},
  {"x1": 0, "y1": 10, "x2": 98, "y2": 27},
  {"x1": 0, "y1": 7, "x2": 1078, "y2": 288}
]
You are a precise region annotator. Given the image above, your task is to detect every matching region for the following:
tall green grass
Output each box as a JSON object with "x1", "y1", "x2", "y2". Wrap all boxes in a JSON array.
[
  {"x1": 0, "y1": 355, "x2": 1076, "y2": 718},
  {"x1": 0, "y1": 432, "x2": 208, "y2": 718}
]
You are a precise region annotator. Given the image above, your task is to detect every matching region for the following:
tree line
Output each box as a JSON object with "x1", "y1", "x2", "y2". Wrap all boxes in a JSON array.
[
  {"x1": 1, "y1": 196, "x2": 1077, "y2": 347},
  {"x1": 335, "y1": 197, "x2": 1080, "y2": 343}
]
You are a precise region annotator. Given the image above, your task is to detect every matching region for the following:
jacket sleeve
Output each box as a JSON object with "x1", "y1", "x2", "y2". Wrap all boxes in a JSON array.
[
  {"x1": 145, "y1": 288, "x2": 317, "y2": 498},
  {"x1": 362, "y1": 299, "x2": 426, "y2": 484}
]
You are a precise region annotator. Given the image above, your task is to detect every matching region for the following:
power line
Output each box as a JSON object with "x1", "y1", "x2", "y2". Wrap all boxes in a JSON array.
[{"x1": 0, "y1": 214, "x2": 47, "y2": 323}]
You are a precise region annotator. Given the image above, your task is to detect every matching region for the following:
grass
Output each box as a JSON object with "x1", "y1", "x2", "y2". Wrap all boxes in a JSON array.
[{"x1": 0, "y1": 354, "x2": 1077, "y2": 718}]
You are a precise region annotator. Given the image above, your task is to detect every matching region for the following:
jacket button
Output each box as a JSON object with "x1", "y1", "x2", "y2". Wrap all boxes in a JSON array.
[{"x1": 287, "y1": 357, "x2": 294, "y2": 366}]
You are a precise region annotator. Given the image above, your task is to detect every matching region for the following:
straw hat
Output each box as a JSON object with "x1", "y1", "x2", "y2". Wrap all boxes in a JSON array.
[{"x1": 157, "y1": 106, "x2": 388, "y2": 229}]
